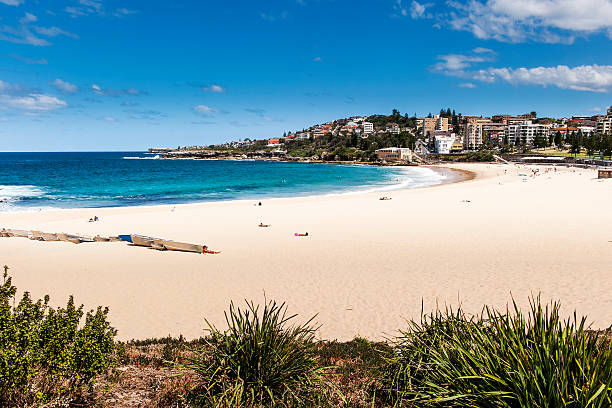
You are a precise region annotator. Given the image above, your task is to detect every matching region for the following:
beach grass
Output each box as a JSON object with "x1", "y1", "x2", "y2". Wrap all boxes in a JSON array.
[
  {"x1": 183, "y1": 300, "x2": 326, "y2": 407},
  {"x1": 379, "y1": 297, "x2": 612, "y2": 407}
]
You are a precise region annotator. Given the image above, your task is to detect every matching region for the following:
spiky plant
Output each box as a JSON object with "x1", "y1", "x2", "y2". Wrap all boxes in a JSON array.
[
  {"x1": 381, "y1": 297, "x2": 612, "y2": 407},
  {"x1": 185, "y1": 300, "x2": 324, "y2": 407}
]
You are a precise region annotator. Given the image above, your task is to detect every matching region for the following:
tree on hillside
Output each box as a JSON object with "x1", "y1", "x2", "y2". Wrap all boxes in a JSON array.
[{"x1": 554, "y1": 131, "x2": 563, "y2": 149}]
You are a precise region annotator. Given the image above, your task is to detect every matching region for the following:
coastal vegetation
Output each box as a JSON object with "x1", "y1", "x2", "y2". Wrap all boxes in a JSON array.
[
  {"x1": 183, "y1": 300, "x2": 324, "y2": 407},
  {"x1": 0, "y1": 266, "x2": 115, "y2": 406},
  {"x1": 3, "y1": 266, "x2": 612, "y2": 407}
]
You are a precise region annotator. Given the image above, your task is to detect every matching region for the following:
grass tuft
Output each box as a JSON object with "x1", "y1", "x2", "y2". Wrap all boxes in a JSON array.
[
  {"x1": 380, "y1": 296, "x2": 612, "y2": 407},
  {"x1": 184, "y1": 299, "x2": 325, "y2": 407}
]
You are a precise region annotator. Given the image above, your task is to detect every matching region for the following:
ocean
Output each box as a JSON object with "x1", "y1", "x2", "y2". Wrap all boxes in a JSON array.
[{"x1": 0, "y1": 152, "x2": 447, "y2": 211}]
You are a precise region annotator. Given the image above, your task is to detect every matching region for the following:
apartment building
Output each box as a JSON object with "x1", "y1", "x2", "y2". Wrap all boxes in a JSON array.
[
  {"x1": 421, "y1": 115, "x2": 449, "y2": 140},
  {"x1": 482, "y1": 123, "x2": 505, "y2": 145},
  {"x1": 597, "y1": 106, "x2": 612, "y2": 134},
  {"x1": 362, "y1": 121, "x2": 374, "y2": 134},
  {"x1": 506, "y1": 121, "x2": 551, "y2": 145},
  {"x1": 386, "y1": 123, "x2": 400, "y2": 135},
  {"x1": 434, "y1": 135, "x2": 455, "y2": 154},
  {"x1": 462, "y1": 117, "x2": 490, "y2": 150}
]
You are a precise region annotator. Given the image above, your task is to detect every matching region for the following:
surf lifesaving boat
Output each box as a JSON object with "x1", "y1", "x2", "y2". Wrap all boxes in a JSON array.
[
  {"x1": 131, "y1": 234, "x2": 157, "y2": 247},
  {"x1": 153, "y1": 239, "x2": 203, "y2": 253}
]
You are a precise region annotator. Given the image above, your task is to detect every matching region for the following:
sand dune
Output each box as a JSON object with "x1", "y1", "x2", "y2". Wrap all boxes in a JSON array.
[{"x1": 1, "y1": 163, "x2": 611, "y2": 341}]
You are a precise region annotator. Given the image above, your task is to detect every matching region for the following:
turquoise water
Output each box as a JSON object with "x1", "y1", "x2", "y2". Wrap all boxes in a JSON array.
[{"x1": 0, "y1": 152, "x2": 446, "y2": 211}]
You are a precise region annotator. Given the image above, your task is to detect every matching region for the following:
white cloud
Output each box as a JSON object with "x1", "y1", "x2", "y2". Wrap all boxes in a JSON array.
[
  {"x1": 394, "y1": 0, "x2": 432, "y2": 18},
  {"x1": 0, "y1": 93, "x2": 67, "y2": 111},
  {"x1": 0, "y1": 79, "x2": 34, "y2": 95},
  {"x1": 113, "y1": 8, "x2": 138, "y2": 16},
  {"x1": 447, "y1": 0, "x2": 612, "y2": 43},
  {"x1": 473, "y1": 47, "x2": 495, "y2": 54},
  {"x1": 91, "y1": 84, "x2": 147, "y2": 97},
  {"x1": 65, "y1": 1, "x2": 139, "y2": 18},
  {"x1": 433, "y1": 53, "x2": 490, "y2": 71},
  {"x1": 432, "y1": 49, "x2": 612, "y2": 92},
  {"x1": 0, "y1": 13, "x2": 77, "y2": 46},
  {"x1": 203, "y1": 84, "x2": 226, "y2": 93},
  {"x1": 0, "y1": 0, "x2": 24, "y2": 6},
  {"x1": 20, "y1": 13, "x2": 37, "y2": 24},
  {"x1": 193, "y1": 105, "x2": 219, "y2": 116},
  {"x1": 52, "y1": 78, "x2": 79, "y2": 94},
  {"x1": 260, "y1": 11, "x2": 288, "y2": 21},
  {"x1": 410, "y1": 1, "x2": 431, "y2": 18},
  {"x1": 32, "y1": 26, "x2": 78, "y2": 38},
  {"x1": 459, "y1": 82, "x2": 477, "y2": 88},
  {"x1": 9, "y1": 54, "x2": 48, "y2": 64},
  {"x1": 471, "y1": 64, "x2": 612, "y2": 92}
]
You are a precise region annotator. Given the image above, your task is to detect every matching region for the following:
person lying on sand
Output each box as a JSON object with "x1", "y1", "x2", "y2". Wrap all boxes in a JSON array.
[
  {"x1": 202, "y1": 245, "x2": 221, "y2": 254},
  {"x1": 258, "y1": 223, "x2": 271, "y2": 227},
  {"x1": 294, "y1": 232, "x2": 309, "y2": 237},
  {"x1": 379, "y1": 197, "x2": 392, "y2": 200}
]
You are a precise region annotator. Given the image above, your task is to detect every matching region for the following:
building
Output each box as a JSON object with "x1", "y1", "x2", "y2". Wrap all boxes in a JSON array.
[
  {"x1": 375, "y1": 147, "x2": 412, "y2": 162},
  {"x1": 462, "y1": 117, "x2": 491, "y2": 150},
  {"x1": 421, "y1": 115, "x2": 448, "y2": 140},
  {"x1": 386, "y1": 123, "x2": 401, "y2": 135},
  {"x1": 597, "y1": 106, "x2": 612, "y2": 134},
  {"x1": 482, "y1": 123, "x2": 505, "y2": 145},
  {"x1": 550, "y1": 127, "x2": 579, "y2": 138},
  {"x1": 362, "y1": 122, "x2": 374, "y2": 134},
  {"x1": 506, "y1": 120, "x2": 551, "y2": 145},
  {"x1": 435, "y1": 116, "x2": 449, "y2": 132},
  {"x1": 295, "y1": 132, "x2": 311, "y2": 140},
  {"x1": 434, "y1": 135, "x2": 456, "y2": 154}
]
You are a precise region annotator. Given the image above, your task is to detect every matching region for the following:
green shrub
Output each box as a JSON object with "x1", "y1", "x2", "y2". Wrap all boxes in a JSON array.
[
  {"x1": 0, "y1": 266, "x2": 116, "y2": 405},
  {"x1": 185, "y1": 300, "x2": 324, "y2": 407},
  {"x1": 380, "y1": 297, "x2": 612, "y2": 407}
]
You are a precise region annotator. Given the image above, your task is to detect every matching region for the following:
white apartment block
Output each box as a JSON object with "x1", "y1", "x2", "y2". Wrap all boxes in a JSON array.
[
  {"x1": 597, "y1": 106, "x2": 612, "y2": 134},
  {"x1": 363, "y1": 122, "x2": 374, "y2": 134},
  {"x1": 506, "y1": 121, "x2": 551, "y2": 145},
  {"x1": 434, "y1": 135, "x2": 455, "y2": 154}
]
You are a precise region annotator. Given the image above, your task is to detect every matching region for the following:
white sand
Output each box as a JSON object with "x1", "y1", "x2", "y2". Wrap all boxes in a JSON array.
[{"x1": 1, "y1": 163, "x2": 611, "y2": 341}]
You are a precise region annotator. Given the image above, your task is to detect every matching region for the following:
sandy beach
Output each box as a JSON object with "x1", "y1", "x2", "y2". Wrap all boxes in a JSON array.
[{"x1": 1, "y1": 163, "x2": 611, "y2": 341}]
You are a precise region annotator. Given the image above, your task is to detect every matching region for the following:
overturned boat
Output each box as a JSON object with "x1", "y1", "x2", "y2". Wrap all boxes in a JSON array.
[
  {"x1": 153, "y1": 239, "x2": 203, "y2": 253},
  {"x1": 57, "y1": 233, "x2": 94, "y2": 244},
  {"x1": 31, "y1": 230, "x2": 59, "y2": 241},
  {"x1": 131, "y1": 234, "x2": 157, "y2": 247}
]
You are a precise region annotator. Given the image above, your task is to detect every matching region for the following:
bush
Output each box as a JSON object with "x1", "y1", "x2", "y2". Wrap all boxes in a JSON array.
[
  {"x1": 0, "y1": 266, "x2": 116, "y2": 405},
  {"x1": 379, "y1": 297, "x2": 612, "y2": 407},
  {"x1": 184, "y1": 300, "x2": 324, "y2": 407}
]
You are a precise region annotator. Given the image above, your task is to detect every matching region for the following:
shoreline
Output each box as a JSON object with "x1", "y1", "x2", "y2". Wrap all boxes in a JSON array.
[
  {"x1": 0, "y1": 164, "x2": 471, "y2": 215},
  {"x1": 1, "y1": 163, "x2": 610, "y2": 341}
]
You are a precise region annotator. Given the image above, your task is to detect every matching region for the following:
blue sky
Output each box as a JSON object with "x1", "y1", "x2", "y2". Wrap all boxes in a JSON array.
[{"x1": 0, "y1": 0, "x2": 611, "y2": 151}]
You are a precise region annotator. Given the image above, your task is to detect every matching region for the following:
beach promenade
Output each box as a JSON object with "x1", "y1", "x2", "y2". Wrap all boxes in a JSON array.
[{"x1": 1, "y1": 163, "x2": 611, "y2": 341}]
